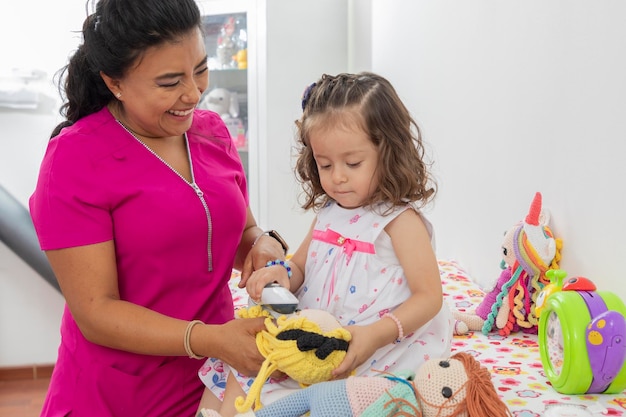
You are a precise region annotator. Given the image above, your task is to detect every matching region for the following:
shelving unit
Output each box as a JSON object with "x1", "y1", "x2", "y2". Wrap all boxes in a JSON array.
[
  {"x1": 195, "y1": 0, "x2": 348, "y2": 243},
  {"x1": 198, "y1": 9, "x2": 251, "y2": 180}
]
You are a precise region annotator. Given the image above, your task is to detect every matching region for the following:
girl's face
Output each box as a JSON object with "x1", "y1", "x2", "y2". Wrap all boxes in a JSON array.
[
  {"x1": 106, "y1": 28, "x2": 209, "y2": 139},
  {"x1": 309, "y1": 117, "x2": 379, "y2": 209}
]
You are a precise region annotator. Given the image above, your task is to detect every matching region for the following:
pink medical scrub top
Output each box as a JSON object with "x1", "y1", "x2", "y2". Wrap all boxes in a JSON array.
[{"x1": 29, "y1": 107, "x2": 248, "y2": 416}]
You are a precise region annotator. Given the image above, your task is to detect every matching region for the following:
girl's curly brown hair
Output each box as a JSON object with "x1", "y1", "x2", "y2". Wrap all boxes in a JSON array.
[{"x1": 295, "y1": 72, "x2": 436, "y2": 213}]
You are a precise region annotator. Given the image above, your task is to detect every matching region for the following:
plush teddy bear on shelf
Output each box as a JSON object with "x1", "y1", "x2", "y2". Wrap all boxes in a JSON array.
[
  {"x1": 198, "y1": 351, "x2": 512, "y2": 417},
  {"x1": 199, "y1": 87, "x2": 246, "y2": 148},
  {"x1": 453, "y1": 192, "x2": 563, "y2": 337},
  {"x1": 200, "y1": 87, "x2": 239, "y2": 119}
]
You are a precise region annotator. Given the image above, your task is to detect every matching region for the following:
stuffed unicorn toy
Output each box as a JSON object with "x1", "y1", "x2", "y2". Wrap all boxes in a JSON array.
[{"x1": 454, "y1": 192, "x2": 563, "y2": 336}]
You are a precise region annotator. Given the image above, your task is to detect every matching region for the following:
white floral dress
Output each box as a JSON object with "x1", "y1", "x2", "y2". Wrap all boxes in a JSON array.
[{"x1": 199, "y1": 201, "x2": 453, "y2": 405}]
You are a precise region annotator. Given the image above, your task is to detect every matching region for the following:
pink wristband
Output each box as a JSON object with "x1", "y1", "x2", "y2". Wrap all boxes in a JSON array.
[{"x1": 383, "y1": 312, "x2": 404, "y2": 344}]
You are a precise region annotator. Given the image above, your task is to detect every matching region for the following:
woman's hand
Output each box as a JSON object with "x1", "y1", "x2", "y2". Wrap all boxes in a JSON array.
[
  {"x1": 211, "y1": 317, "x2": 267, "y2": 377},
  {"x1": 239, "y1": 234, "x2": 286, "y2": 288}
]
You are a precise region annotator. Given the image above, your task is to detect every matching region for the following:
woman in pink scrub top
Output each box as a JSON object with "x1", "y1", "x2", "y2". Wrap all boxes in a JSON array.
[{"x1": 28, "y1": 1, "x2": 288, "y2": 416}]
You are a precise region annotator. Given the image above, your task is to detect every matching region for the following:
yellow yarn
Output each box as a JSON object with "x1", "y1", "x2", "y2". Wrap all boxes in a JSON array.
[
  {"x1": 237, "y1": 304, "x2": 271, "y2": 319},
  {"x1": 234, "y1": 308, "x2": 352, "y2": 413}
]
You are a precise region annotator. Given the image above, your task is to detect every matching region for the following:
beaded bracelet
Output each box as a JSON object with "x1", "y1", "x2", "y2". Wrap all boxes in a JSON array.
[
  {"x1": 184, "y1": 320, "x2": 205, "y2": 359},
  {"x1": 383, "y1": 312, "x2": 404, "y2": 344},
  {"x1": 265, "y1": 259, "x2": 292, "y2": 279}
]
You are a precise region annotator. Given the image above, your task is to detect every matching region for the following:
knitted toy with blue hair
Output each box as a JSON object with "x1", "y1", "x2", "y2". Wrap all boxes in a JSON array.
[{"x1": 198, "y1": 351, "x2": 511, "y2": 417}]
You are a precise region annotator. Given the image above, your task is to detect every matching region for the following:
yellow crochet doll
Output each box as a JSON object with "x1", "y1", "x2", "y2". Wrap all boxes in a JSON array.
[{"x1": 234, "y1": 306, "x2": 352, "y2": 413}]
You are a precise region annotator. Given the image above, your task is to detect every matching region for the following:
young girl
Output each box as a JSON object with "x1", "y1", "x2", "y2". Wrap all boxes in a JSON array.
[{"x1": 198, "y1": 72, "x2": 453, "y2": 416}]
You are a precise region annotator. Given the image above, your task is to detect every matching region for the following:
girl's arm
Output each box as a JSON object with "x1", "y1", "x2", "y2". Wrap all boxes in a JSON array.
[
  {"x1": 380, "y1": 208, "x2": 443, "y2": 333},
  {"x1": 332, "y1": 208, "x2": 442, "y2": 378}
]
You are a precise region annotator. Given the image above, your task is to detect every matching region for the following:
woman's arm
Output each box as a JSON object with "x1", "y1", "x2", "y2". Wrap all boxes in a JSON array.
[
  {"x1": 46, "y1": 240, "x2": 267, "y2": 376},
  {"x1": 236, "y1": 207, "x2": 288, "y2": 286},
  {"x1": 241, "y1": 216, "x2": 316, "y2": 301}
]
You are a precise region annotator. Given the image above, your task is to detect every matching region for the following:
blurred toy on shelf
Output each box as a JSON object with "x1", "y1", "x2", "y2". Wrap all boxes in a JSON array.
[
  {"x1": 216, "y1": 16, "x2": 237, "y2": 68},
  {"x1": 200, "y1": 87, "x2": 246, "y2": 149},
  {"x1": 215, "y1": 15, "x2": 247, "y2": 69},
  {"x1": 236, "y1": 49, "x2": 247, "y2": 69}
]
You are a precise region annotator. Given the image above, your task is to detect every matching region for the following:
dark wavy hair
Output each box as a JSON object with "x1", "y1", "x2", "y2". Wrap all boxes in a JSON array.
[
  {"x1": 51, "y1": 0, "x2": 202, "y2": 138},
  {"x1": 295, "y1": 72, "x2": 437, "y2": 212}
]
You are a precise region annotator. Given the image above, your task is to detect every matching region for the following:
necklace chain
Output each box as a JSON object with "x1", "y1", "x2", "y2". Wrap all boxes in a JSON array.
[
  {"x1": 116, "y1": 119, "x2": 213, "y2": 271},
  {"x1": 116, "y1": 120, "x2": 193, "y2": 185}
]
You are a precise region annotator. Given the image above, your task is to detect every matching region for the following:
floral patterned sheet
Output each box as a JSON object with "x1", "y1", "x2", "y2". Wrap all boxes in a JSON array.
[
  {"x1": 440, "y1": 259, "x2": 626, "y2": 416},
  {"x1": 229, "y1": 260, "x2": 626, "y2": 416}
]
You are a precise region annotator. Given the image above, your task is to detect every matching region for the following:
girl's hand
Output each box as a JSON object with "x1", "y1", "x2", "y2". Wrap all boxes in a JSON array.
[
  {"x1": 331, "y1": 325, "x2": 380, "y2": 380},
  {"x1": 245, "y1": 265, "x2": 291, "y2": 302}
]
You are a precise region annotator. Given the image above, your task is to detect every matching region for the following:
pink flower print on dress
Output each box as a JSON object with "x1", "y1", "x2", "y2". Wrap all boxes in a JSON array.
[
  {"x1": 214, "y1": 361, "x2": 225, "y2": 373},
  {"x1": 391, "y1": 276, "x2": 404, "y2": 285},
  {"x1": 199, "y1": 363, "x2": 212, "y2": 376},
  {"x1": 349, "y1": 214, "x2": 361, "y2": 224}
]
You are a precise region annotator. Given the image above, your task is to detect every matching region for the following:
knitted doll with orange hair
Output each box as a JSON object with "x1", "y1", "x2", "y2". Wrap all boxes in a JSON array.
[{"x1": 198, "y1": 351, "x2": 511, "y2": 417}]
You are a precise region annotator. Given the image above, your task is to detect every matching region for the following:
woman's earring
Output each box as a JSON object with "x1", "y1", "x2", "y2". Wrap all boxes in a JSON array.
[{"x1": 115, "y1": 92, "x2": 122, "y2": 99}]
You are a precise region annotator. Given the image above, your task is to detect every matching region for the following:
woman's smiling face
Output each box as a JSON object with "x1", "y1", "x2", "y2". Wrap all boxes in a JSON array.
[{"x1": 105, "y1": 27, "x2": 209, "y2": 139}]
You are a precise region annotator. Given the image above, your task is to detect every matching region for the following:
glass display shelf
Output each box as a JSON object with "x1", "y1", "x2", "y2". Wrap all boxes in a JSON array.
[{"x1": 199, "y1": 12, "x2": 250, "y2": 179}]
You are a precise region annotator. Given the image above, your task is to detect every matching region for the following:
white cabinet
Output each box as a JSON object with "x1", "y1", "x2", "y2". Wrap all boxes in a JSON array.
[{"x1": 196, "y1": 0, "x2": 348, "y2": 246}]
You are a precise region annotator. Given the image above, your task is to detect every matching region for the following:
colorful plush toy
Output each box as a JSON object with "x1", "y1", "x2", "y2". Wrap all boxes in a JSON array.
[
  {"x1": 454, "y1": 192, "x2": 563, "y2": 336},
  {"x1": 233, "y1": 306, "x2": 352, "y2": 413},
  {"x1": 198, "y1": 351, "x2": 511, "y2": 417}
]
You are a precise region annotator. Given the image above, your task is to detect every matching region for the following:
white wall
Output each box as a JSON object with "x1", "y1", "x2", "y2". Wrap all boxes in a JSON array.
[
  {"x1": 5, "y1": 0, "x2": 626, "y2": 366},
  {"x1": 0, "y1": 0, "x2": 85, "y2": 366},
  {"x1": 0, "y1": 111, "x2": 66, "y2": 368},
  {"x1": 257, "y1": 0, "x2": 348, "y2": 248},
  {"x1": 368, "y1": 0, "x2": 626, "y2": 299}
]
